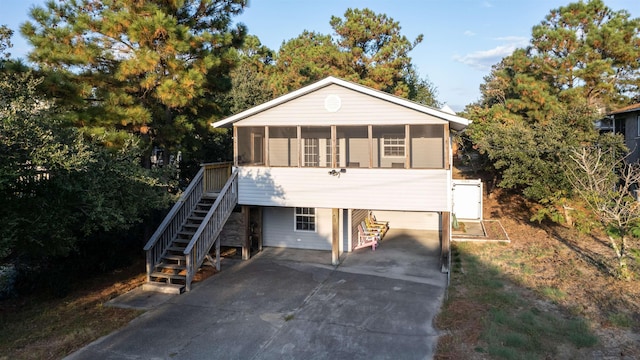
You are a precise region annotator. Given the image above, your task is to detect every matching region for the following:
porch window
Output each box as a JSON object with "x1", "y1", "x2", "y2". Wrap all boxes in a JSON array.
[
  {"x1": 383, "y1": 136, "x2": 405, "y2": 157},
  {"x1": 373, "y1": 125, "x2": 405, "y2": 168},
  {"x1": 295, "y1": 207, "x2": 316, "y2": 231}
]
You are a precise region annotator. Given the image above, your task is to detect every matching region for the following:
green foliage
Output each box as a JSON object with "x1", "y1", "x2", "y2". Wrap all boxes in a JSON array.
[
  {"x1": 485, "y1": 307, "x2": 597, "y2": 358},
  {"x1": 469, "y1": 106, "x2": 599, "y2": 203},
  {"x1": 0, "y1": 71, "x2": 173, "y2": 293},
  {"x1": 270, "y1": 8, "x2": 437, "y2": 104},
  {"x1": 607, "y1": 312, "x2": 633, "y2": 328},
  {"x1": 530, "y1": 195, "x2": 566, "y2": 224},
  {"x1": 0, "y1": 25, "x2": 12, "y2": 59},
  {"x1": 330, "y1": 8, "x2": 423, "y2": 97},
  {"x1": 21, "y1": 0, "x2": 247, "y2": 157},
  {"x1": 530, "y1": 0, "x2": 640, "y2": 107},
  {"x1": 271, "y1": 30, "x2": 349, "y2": 95},
  {"x1": 466, "y1": 0, "x2": 639, "y2": 216},
  {"x1": 220, "y1": 35, "x2": 275, "y2": 115}
]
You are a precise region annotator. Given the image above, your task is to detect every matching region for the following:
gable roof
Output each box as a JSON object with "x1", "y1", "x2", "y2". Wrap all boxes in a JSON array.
[
  {"x1": 212, "y1": 76, "x2": 471, "y2": 131},
  {"x1": 609, "y1": 103, "x2": 640, "y2": 115}
]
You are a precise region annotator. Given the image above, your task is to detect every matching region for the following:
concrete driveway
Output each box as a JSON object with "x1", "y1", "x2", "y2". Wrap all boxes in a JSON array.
[{"x1": 66, "y1": 229, "x2": 447, "y2": 360}]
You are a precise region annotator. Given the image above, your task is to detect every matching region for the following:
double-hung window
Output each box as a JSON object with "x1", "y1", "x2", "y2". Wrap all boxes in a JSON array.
[
  {"x1": 295, "y1": 207, "x2": 316, "y2": 232},
  {"x1": 383, "y1": 135, "x2": 405, "y2": 157}
]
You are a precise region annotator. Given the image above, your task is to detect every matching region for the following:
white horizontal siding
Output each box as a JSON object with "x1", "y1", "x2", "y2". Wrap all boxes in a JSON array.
[
  {"x1": 263, "y1": 207, "x2": 332, "y2": 250},
  {"x1": 371, "y1": 211, "x2": 439, "y2": 231},
  {"x1": 238, "y1": 167, "x2": 451, "y2": 212},
  {"x1": 234, "y1": 85, "x2": 448, "y2": 127}
]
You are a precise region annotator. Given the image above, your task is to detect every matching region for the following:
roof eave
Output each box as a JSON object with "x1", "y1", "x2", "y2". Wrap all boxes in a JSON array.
[{"x1": 211, "y1": 76, "x2": 471, "y2": 130}]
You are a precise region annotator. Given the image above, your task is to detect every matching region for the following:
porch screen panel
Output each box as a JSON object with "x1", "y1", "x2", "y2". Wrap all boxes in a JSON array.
[
  {"x1": 337, "y1": 126, "x2": 369, "y2": 168},
  {"x1": 237, "y1": 127, "x2": 265, "y2": 165},
  {"x1": 269, "y1": 127, "x2": 298, "y2": 167},
  {"x1": 410, "y1": 125, "x2": 444, "y2": 168},
  {"x1": 301, "y1": 126, "x2": 331, "y2": 167},
  {"x1": 373, "y1": 125, "x2": 405, "y2": 168}
]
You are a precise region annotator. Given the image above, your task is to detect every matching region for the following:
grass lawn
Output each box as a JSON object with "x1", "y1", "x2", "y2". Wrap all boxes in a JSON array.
[
  {"x1": 436, "y1": 190, "x2": 640, "y2": 359},
  {"x1": 0, "y1": 261, "x2": 146, "y2": 360}
]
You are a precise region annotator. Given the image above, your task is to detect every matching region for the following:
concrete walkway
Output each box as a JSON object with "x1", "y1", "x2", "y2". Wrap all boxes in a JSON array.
[{"x1": 66, "y1": 229, "x2": 447, "y2": 360}]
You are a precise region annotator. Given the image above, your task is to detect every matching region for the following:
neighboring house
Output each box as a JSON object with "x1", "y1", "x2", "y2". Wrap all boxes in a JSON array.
[
  {"x1": 143, "y1": 76, "x2": 471, "y2": 293},
  {"x1": 602, "y1": 103, "x2": 640, "y2": 162}
]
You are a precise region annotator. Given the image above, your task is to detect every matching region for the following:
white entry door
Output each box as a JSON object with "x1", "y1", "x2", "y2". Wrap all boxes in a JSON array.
[{"x1": 452, "y1": 179, "x2": 483, "y2": 220}]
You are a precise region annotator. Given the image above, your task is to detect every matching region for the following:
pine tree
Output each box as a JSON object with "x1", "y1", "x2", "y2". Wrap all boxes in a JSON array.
[
  {"x1": 530, "y1": 0, "x2": 640, "y2": 109},
  {"x1": 21, "y1": 0, "x2": 247, "y2": 155},
  {"x1": 330, "y1": 8, "x2": 423, "y2": 97},
  {"x1": 464, "y1": 0, "x2": 638, "y2": 206},
  {"x1": 271, "y1": 8, "x2": 435, "y2": 103}
]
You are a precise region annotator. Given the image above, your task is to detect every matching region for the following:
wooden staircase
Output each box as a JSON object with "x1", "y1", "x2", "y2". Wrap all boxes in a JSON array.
[{"x1": 143, "y1": 163, "x2": 237, "y2": 294}]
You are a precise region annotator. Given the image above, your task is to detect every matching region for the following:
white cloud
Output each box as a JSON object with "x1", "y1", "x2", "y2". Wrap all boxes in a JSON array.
[
  {"x1": 464, "y1": 30, "x2": 476, "y2": 37},
  {"x1": 453, "y1": 37, "x2": 528, "y2": 71}
]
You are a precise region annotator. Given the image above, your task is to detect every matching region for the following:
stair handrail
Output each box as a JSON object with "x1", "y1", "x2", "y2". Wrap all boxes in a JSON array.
[
  {"x1": 143, "y1": 167, "x2": 205, "y2": 281},
  {"x1": 183, "y1": 168, "x2": 238, "y2": 291}
]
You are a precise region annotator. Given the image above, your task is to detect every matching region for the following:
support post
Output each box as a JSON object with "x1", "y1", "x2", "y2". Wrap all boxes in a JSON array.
[
  {"x1": 257, "y1": 207, "x2": 263, "y2": 251},
  {"x1": 444, "y1": 124, "x2": 450, "y2": 169},
  {"x1": 441, "y1": 211, "x2": 451, "y2": 273},
  {"x1": 332, "y1": 208, "x2": 340, "y2": 265},
  {"x1": 242, "y1": 206, "x2": 250, "y2": 260},
  {"x1": 233, "y1": 126, "x2": 238, "y2": 166},
  {"x1": 368, "y1": 125, "x2": 373, "y2": 168},
  {"x1": 405, "y1": 124, "x2": 410, "y2": 168},
  {"x1": 215, "y1": 235, "x2": 221, "y2": 271}
]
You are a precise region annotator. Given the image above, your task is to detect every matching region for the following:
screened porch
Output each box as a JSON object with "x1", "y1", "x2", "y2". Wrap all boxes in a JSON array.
[{"x1": 235, "y1": 124, "x2": 448, "y2": 169}]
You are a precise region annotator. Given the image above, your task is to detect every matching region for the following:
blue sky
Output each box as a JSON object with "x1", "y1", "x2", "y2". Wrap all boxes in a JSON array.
[{"x1": 3, "y1": 0, "x2": 640, "y2": 111}]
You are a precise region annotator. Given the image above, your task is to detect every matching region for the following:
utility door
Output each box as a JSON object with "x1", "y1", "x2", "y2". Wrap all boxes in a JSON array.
[{"x1": 452, "y1": 179, "x2": 483, "y2": 220}]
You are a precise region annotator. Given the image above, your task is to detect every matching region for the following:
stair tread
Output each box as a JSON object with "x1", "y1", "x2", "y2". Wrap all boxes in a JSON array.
[
  {"x1": 166, "y1": 246, "x2": 186, "y2": 252},
  {"x1": 142, "y1": 282, "x2": 184, "y2": 294},
  {"x1": 162, "y1": 254, "x2": 186, "y2": 261},
  {"x1": 151, "y1": 271, "x2": 186, "y2": 280},
  {"x1": 173, "y1": 238, "x2": 190, "y2": 244},
  {"x1": 155, "y1": 263, "x2": 186, "y2": 270}
]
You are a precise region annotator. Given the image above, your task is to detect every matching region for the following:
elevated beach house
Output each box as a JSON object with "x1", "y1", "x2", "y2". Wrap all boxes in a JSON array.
[{"x1": 143, "y1": 76, "x2": 471, "y2": 293}]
